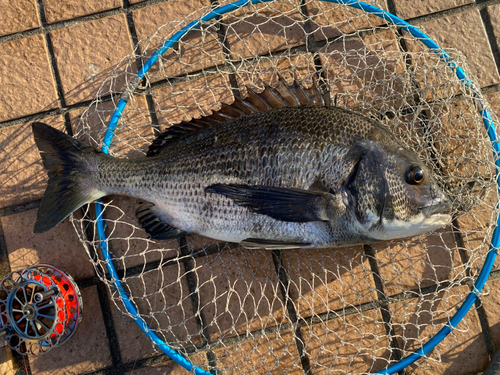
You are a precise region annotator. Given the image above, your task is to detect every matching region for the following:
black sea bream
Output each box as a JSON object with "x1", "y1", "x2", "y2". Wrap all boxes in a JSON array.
[{"x1": 32, "y1": 78, "x2": 451, "y2": 249}]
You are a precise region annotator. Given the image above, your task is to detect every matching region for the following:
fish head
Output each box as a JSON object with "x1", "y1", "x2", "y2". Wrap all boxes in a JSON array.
[{"x1": 342, "y1": 138, "x2": 451, "y2": 241}]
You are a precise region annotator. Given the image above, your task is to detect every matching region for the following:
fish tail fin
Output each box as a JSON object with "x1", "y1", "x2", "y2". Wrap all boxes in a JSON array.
[{"x1": 31, "y1": 122, "x2": 105, "y2": 233}]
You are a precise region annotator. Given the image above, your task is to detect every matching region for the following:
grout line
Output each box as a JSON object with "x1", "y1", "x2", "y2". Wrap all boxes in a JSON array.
[
  {"x1": 75, "y1": 276, "x2": 101, "y2": 289},
  {"x1": 122, "y1": 0, "x2": 161, "y2": 133},
  {"x1": 364, "y1": 245, "x2": 405, "y2": 374},
  {"x1": 0, "y1": 100, "x2": 96, "y2": 129},
  {"x1": 0, "y1": 220, "x2": 11, "y2": 280},
  {"x1": 453, "y1": 219, "x2": 497, "y2": 358},
  {"x1": 12, "y1": 352, "x2": 31, "y2": 375},
  {"x1": 385, "y1": 0, "x2": 398, "y2": 16},
  {"x1": 271, "y1": 250, "x2": 313, "y2": 374},
  {"x1": 0, "y1": 200, "x2": 40, "y2": 218},
  {"x1": 0, "y1": 222, "x2": 30, "y2": 375},
  {"x1": 178, "y1": 236, "x2": 218, "y2": 374},
  {"x1": 480, "y1": 6, "x2": 500, "y2": 89},
  {"x1": 210, "y1": 0, "x2": 241, "y2": 98},
  {"x1": 114, "y1": 241, "x2": 238, "y2": 280},
  {"x1": 95, "y1": 282, "x2": 126, "y2": 374},
  {"x1": 80, "y1": 201, "x2": 125, "y2": 373},
  {"x1": 35, "y1": 0, "x2": 76, "y2": 136},
  {"x1": 122, "y1": 353, "x2": 171, "y2": 372},
  {"x1": 404, "y1": 0, "x2": 500, "y2": 25}
]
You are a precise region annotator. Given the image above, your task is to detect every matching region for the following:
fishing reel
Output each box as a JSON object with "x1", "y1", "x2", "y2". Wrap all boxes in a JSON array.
[{"x1": 0, "y1": 264, "x2": 82, "y2": 355}]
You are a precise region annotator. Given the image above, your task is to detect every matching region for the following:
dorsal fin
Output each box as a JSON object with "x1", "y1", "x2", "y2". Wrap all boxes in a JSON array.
[{"x1": 147, "y1": 74, "x2": 331, "y2": 157}]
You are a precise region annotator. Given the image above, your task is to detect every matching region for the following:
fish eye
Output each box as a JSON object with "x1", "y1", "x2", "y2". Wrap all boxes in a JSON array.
[{"x1": 406, "y1": 167, "x2": 425, "y2": 185}]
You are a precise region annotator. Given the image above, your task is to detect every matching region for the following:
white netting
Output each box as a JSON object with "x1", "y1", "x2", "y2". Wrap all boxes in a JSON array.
[{"x1": 71, "y1": 1, "x2": 498, "y2": 373}]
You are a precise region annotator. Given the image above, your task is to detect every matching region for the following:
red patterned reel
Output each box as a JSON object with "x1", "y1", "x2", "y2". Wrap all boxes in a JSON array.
[{"x1": 0, "y1": 264, "x2": 82, "y2": 355}]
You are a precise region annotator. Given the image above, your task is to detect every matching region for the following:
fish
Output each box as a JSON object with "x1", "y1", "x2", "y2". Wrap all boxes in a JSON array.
[{"x1": 31, "y1": 76, "x2": 451, "y2": 249}]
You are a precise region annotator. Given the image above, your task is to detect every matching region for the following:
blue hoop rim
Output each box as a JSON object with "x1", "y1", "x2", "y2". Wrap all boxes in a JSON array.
[{"x1": 94, "y1": 1, "x2": 500, "y2": 374}]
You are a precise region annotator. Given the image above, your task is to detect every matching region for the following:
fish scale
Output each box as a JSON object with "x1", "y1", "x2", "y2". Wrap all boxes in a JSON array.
[{"x1": 31, "y1": 78, "x2": 451, "y2": 249}]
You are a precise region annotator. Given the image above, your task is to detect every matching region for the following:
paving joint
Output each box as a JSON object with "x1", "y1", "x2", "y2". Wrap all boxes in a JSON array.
[
  {"x1": 210, "y1": 0, "x2": 242, "y2": 99},
  {"x1": 405, "y1": 0, "x2": 500, "y2": 25},
  {"x1": 178, "y1": 236, "x2": 218, "y2": 373},
  {"x1": 453, "y1": 219, "x2": 497, "y2": 358},
  {"x1": 480, "y1": 7, "x2": 500, "y2": 85},
  {"x1": 0, "y1": 222, "x2": 28, "y2": 375},
  {"x1": 364, "y1": 245, "x2": 405, "y2": 372},
  {"x1": 0, "y1": 201, "x2": 40, "y2": 219},
  {"x1": 95, "y1": 282, "x2": 126, "y2": 374},
  {"x1": 271, "y1": 250, "x2": 313, "y2": 374},
  {"x1": 123, "y1": 0, "x2": 161, "y2": 134}
]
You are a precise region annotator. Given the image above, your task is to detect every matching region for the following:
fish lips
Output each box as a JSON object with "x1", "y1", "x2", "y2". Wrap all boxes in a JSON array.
[{"x1": 421, "y1": 202, "x2": 451, "y2": 217}]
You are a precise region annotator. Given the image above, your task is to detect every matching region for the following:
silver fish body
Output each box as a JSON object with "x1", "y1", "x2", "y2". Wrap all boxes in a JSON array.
[{"x1": 32, "y1": 81, "x2": 451, "y2": 249}]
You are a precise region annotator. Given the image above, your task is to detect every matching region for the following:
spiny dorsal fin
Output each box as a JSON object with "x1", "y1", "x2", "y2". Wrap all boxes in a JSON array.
[{"x1": 147, "y1": 75, "x2": 331, "y2": 157}]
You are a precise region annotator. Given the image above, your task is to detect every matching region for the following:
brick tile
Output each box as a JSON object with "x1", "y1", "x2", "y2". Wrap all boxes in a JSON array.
[
  {"x1": 307, "y1": 0, "x2": 388, "y2": 42},
  {"x1": 0, "y1": 0, "x2": 39, "y2": 36},
  {"x1": 372, "y1": 227, "x2": 463, "y2": 296},
  {"x1": 124, "y1": 354, "x2": 208, "y2": 375},
  {"x1": 50, "y1": 15, "x2": 133, "y2": 105},
  {"x1": 109, "y1": 299, "x2": 159, "y2": 362},
  {"x1": 225, "y1": 0, "x2": 307, "y2": 60},
  {"x1": 109, "y1": 263, "x2": 202, "y2": 359},
  {"x1": 0, "y1": 35, "x2": 58, "y2": 122},
  {"x1": 282, "y1": 247, "x2": 378, "y2": 319},
  {"x1": 29, "y1": 286, "x2": 112, "y2": 375},
  {"x1": 212, "y1": 330, "x2": 302, "y2": 374},
  {"x1": 431, "y1": 99, "x2": 495, "y2": 185},
  {"x1": 319, "y1": 29, "x2": 407, "y2": 113},
  {"x1": 414, "y1": 10, "x2": 499, "y2": 88},
  {"x1": 480, "y1": 276, "x2": 500, "y2": 351},
  {"x1": 185, "y1": 233, "x2": 234, "y2": 255},
  {"x1": 390, "y1": 285, "x2": 489, "y2": 374},
  {"x1": 485, "y1": 90, "x2": 500, "y2": 121},
  {"x1": 393, "y1": 0, "x2": 474, "y2": 19},
  {"x1": 235, "y1": 53, "x2": 316, "y2": 95},
  {"x1": 42, "y1": 0, "x2": 121, "y2": 23},
  {"x1": 152, "y1": 74, "x2": 234, "y2": 127},
  {"x1": 455, "y1": 188, "x2": 500, "y2": 274},
  {"x1": 0, "y1": 116, "x2": 65, "y2": 209},
  {"x1": 0, "y1": 347, "x2": 15, "y2": 375},
  {"x1": 302, "y1": 309, "x2": 392, "y2": 374},
  {"x1": 1, "y1": 208, "x2": 95, "y2": 281},
  {"x1": 195, "y1": 247, "x2": 287, "y2": 341},
  {"x1": 448, "y1": 96, "x2": 498, "y2": 272},
  {"x1": 133, "y1": 0, "x2": 210, "y2": 41},
  {"x1": 132, "y1": 0, "x2": 224, "y2": 81}
]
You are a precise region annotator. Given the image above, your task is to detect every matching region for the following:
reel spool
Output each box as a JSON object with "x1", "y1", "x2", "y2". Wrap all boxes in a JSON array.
[{"x1": 0, "y1": 264, "x2": 82, "y2": 356}]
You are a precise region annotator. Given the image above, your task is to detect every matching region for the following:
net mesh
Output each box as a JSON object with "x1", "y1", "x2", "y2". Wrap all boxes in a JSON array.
[{"x1": 70, "y1": 0, "x2": 499, "y2": 373}]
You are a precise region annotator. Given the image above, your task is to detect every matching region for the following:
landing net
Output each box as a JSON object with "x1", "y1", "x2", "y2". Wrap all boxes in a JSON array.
[{"x1": 71, "y1": 0, "x2": 499, "y2": 373}]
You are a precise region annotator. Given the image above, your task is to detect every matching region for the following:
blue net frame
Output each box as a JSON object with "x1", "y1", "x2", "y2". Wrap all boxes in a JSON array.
[{"x1": 92, "y1": 1, "x2": 500, "y2": 374}]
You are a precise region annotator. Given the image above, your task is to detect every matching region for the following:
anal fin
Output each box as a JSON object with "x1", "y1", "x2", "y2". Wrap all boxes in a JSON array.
[{"x1": 136, "y1": 204, "x2": 187, "y2": 240}]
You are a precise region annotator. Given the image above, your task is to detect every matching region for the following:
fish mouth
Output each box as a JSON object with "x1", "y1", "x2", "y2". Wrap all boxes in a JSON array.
[{"x1": 421, "y1": 202, "x2": 452, "y2": 218}]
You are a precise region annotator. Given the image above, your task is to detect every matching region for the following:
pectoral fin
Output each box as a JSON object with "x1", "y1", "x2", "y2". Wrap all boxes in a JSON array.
[{"x1": 205, "y1": 184, "x2": 345, "y2": 222}]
